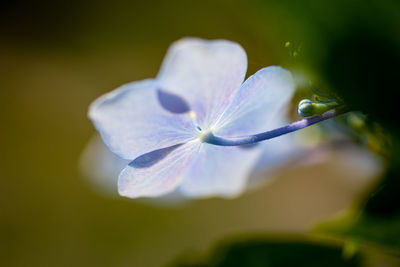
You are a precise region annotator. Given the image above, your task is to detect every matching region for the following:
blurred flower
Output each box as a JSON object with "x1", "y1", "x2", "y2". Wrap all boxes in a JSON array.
[{"x1": 88, "y1": 38, "x2": 295, "y2": 199}]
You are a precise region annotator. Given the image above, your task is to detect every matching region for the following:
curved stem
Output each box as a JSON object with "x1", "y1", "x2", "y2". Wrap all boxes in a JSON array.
[{"x1": 203, "y1": 106, "x2": 350, "y2": 146}]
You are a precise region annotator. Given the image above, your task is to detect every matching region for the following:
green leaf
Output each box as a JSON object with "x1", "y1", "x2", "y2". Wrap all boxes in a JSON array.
[{"x1": 171, "y1": 237, "x2": 362, "y2": 267}]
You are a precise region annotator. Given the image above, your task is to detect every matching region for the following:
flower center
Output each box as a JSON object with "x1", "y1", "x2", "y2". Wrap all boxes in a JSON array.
[
  {"x1": 187, "y1": 111, "x2": 215, "y2": 143},
  {"x1": 198, "y1": 129, "x2": 213, "y2": 143}
]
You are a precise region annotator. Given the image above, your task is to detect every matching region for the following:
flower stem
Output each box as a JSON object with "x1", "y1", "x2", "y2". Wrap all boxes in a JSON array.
[{"x1": 203, "y1": 106, "x2": 350, "y2": 146}]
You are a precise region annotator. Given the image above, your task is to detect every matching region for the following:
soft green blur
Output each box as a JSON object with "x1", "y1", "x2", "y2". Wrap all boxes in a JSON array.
[{"x1": 1, "y1": 1, "x2": 398, "y2": 266}]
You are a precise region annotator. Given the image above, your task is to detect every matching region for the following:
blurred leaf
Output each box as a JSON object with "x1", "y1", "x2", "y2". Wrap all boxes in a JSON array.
[
  {"x1": 316, "y1": 212, "x2": 400, "y2": 253},
  {"x1": 171, "y1": 237, "x2": 362, "y2": 267},
  {"x1": 315, "y1": 134, "x2": 400, "y2": 252},
  {"x1": 316, "y1": 153, "x2": 400, "y2": 252}
]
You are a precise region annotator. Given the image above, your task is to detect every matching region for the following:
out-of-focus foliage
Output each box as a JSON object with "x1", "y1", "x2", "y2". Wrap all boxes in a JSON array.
[
  {"x1": 171, "y1": 237, "x2": 362, "y2": 267},
  {"x1": 317, "y1": 212, "x2": 400, "y2": 252},
  {"x1": 260, "y1": 0, "x2": 400, "y2": 253}
]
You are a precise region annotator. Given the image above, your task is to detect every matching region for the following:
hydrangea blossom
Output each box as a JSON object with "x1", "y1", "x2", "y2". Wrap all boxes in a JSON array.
[{"x1": 89, "y1": 38, "x2": 295, "y2": 198}]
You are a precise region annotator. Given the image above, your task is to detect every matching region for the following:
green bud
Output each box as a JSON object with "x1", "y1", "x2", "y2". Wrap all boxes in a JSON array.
[{"x1": 298, "y1": 99, "x2": 340, "y2": 117}]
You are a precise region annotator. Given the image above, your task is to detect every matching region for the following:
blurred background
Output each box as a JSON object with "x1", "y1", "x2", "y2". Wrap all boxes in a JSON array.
[{"x1": 1, "y1": 0, "x2": 399, "y2": 266}]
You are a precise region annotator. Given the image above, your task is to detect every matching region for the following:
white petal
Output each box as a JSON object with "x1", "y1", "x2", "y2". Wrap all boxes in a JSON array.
[
  {"x1": 178, "y1": 144, "x2": 261, "y2": 198},
  {"x1": 213, "y1": 66, "x2": 295, "y2": 137},
  {"x1": 157, "y1": 38, "x2": 247, "y2": 129},
  {"x1": 118, "y1": 141, "x2": 200, "y2": 198},
  {"x1": 89, "y1": 79, "x2": 197, "y2": 160}
]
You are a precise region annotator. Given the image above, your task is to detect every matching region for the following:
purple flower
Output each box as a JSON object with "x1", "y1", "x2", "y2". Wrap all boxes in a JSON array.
[{"x1": 89, "y1": 38, "x2": 295, "y2": 198}]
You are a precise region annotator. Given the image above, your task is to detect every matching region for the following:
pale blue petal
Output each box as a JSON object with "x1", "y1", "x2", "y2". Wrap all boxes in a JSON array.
[
  {"x1": 255, "y1": 132, "x2": 299, "y2": 171},
  {"x1": 157, "y1": 38, "x2": 247, "y2": 129},
  {"x1": 178, "y1": 144, "x2": 261, "y2": 198},
  {"x1": 80, "y1": 135, "x2": 130, "y2": 195},
  {"x1": 246, "y1": 133, "x2": 301, "y2": 189},
  {"x1": 251, "y1": 115, "x2": 301, "y2": 173},
  {"x1": 89, "y1": 79, "x2": 197, "y2": 160},
  {"x1": 118, "y1": 141, "x2": 200, "y2": 198},
  {"x1": 213, "y1": 66, "x2": 295, "y2": 137},
  {"x1": 81, "y1": 135, "x2": 191, "y2": 204}
]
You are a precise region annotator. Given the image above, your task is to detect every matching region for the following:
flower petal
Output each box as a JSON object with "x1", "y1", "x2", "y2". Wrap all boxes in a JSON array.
[
  {"x1": 118, "y1": 141, "x2": 200, "y2": 198},
  {"x1": 157, "y1": 38, "x2": 247, "y2": 129},
  {"x1": 178, "y1": 144, "x2": 261, "y2": 198},
  {"x1": 213, "y1": 66, "x2": 295, "y2": 137},
  {"x1": 80, "y1": 134, "x2": 130, "y2": 195},
  {"x1": 246, "y1": 133, "x2": 300, "y2": 190},
  {"x1": 89, "y1": 79, "x2": 197, "y2": 160},
  {"x1": 250, "y1": 114, "x2": 301, "y2": 173},
  {"x1": 81, "y1": 135, "x2": 191, "y2": 204}
]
